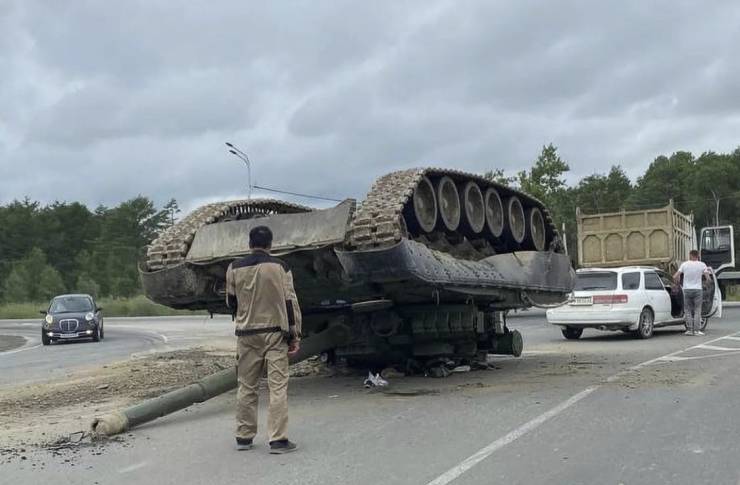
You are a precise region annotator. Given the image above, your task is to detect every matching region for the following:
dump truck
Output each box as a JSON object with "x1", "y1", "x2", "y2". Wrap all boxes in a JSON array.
[
  {"x1": 576, "y1": 202, "x2": 735, "y2": 274},
  {"x1": 576, "y1": 202, "x2": 695, "y2": 273}
]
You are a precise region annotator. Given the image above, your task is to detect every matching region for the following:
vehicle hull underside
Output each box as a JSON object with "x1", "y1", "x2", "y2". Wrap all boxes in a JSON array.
[
  {"x1": 141, "y1": 168, "x2": 574, "y2": 366},
  {"x1": 141, "y1": 242, "x2": 573, "y2": 365}
]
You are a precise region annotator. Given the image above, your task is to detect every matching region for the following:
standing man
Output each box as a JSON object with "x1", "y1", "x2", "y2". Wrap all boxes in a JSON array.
[
  {"x1": 226, "y1": 225, "x2": 302, "y2": 454},
  {"x1": 674, "y1": 249, "x2": 712, "y2": 336}
]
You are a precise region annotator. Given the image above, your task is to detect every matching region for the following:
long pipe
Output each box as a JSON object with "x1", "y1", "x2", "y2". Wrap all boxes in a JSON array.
[{"x1": 91, "y1": 322, "x2": 351, "y2": 436}]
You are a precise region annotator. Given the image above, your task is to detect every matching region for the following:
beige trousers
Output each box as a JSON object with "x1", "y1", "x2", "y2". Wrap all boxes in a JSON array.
[{"x1": 236, "y1": 332, "x2": 289, "y2": 442}]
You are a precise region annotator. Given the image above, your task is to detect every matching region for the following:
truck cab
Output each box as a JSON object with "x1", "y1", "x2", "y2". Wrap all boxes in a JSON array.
[{"x1": 700, "y1": 225, "x2": 735, "y2": 274}]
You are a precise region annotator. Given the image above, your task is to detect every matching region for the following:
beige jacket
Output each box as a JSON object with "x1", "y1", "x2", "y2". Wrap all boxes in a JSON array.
[{"x1": 226, "y1": 249, "x2": 302, "y2": 340}]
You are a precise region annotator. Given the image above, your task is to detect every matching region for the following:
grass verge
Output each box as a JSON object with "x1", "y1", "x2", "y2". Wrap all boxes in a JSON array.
[{"x1": 0, "y1": 295, "x2": 205, "y2": 319}]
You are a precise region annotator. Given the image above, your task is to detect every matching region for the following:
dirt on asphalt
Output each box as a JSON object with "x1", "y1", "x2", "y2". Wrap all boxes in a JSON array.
[
  {"x1": 0, "y1": 346, "x2": 334, "y2": 462},
  {"x1": 0, "y1": 348, "x2": 234, "y2": 449}
]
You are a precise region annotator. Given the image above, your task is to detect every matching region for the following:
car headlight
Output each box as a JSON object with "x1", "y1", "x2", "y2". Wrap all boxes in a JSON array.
[
  {"x1": 85, "y1": 312, "x2": 95, "y2": 322},
  {"x1": 45, "y1": 314, "x2": 54, "y2": 325}
]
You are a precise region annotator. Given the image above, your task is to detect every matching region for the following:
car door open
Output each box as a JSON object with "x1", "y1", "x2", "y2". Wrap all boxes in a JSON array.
[
  {"x1": 644, "y1": 271, "x2": 672, "y2": 323},
  {"x1": 702, "y1": 271, "x2": 722, "y2": 319}
]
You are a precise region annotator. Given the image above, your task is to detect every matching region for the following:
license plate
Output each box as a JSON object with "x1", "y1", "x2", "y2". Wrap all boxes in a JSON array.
[
  {"x1": 60, "y1": 333, "x2": 77, "y2": 338},
  {"x1": 571, "y1": 296, "x2": 593, "y2": 306}
]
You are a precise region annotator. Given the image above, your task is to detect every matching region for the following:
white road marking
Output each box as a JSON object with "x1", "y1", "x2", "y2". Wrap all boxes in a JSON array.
[
  {"x1": 425, "y1": 329, "x2": 740, "y2": 485},
  {"x1": 118, "y1": 461, "x2": 149, "y2": 473},
  {"x1": 659, "y1": 350, "x2": 740, "y2": 362},
  {"x1": 0, "y1": 342, "x2": 41, "y2": 356},
  {"x1": 695, "y1": 344, "x2": 740, "y2": 352},
  {"x1": 425, "y1": 386, "x2": 598, "y2": 485},
  {"x1": 722, "y1": 336, "x2": 740, "y2": 342},
  {"x1": 633, "y1": 331, "x2": 740, "y2": 369}
]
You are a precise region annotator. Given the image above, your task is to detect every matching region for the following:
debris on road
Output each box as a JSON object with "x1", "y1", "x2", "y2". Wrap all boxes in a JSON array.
[
  {"x1": 426, "y1": 366, "x2": 451, "y2": 378},
  {"x1": 290, "y1": 355, "x2": 328, "y2": 377},
  {"x1": 0, "y1": 347, "x2": 236, "y2": 451},
  {"x1": 363, "y1": 372, "x2": 389, "y2": 388}
]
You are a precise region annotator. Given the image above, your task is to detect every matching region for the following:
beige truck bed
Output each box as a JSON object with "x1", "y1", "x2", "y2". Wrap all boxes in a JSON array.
[{"x1": 576, "y1": 202, "x2": 696, "y2": 273}]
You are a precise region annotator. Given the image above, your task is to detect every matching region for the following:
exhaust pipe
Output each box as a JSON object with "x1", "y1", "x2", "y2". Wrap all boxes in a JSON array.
[{"x1": 491, "y1": 329, "x2": 523, "y2": 357}]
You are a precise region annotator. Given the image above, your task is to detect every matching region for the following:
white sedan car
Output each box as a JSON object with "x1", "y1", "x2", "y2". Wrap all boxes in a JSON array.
[{"x1": 546, "y1": 266, "x2": 722, "y2": 339}]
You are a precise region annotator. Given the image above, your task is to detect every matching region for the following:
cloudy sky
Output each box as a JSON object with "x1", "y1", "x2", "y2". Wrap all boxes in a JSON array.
[{"x1": 2, "y1": 1, "x2": 739, "y2": 213}]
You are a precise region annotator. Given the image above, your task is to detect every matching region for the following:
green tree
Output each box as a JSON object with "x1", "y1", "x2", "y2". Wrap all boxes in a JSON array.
[
  {"x1": 75, "y1": 273, "x2": 100, "y2": 299},
  {"x1": 515, "y1": 144, "x2": 573, "y2": 256},
  {"x1": 163, "y1": 198, "x2": 181, "y2": 228},
  {"x1": 627, "y1": 152, "x2": 694, "y2": 212},
  {"x1": 38, "y1": 265, "x2": 66, "y2": 300},
  {"x1": 574, "y1": 166, "x2": 633, "y2": 214},
  {"x1": 37, "y1": 202, "x2": 97, "y2": 289},
  {"x1": 517, "y1": 143, "x2": 570, "y2": 203},
  {"x1": 483, "y1": 168, "x2": 515, "y2": 186},
  {"x1": 92, "y1": 196, "x2": 167, "y2": 296},
  {"x1": 3, "y1": 266, "x2": 29, "y2": 302}
]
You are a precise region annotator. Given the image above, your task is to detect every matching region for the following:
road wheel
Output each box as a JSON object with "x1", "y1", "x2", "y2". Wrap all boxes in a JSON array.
[
  {"x1": 634, "y1": 308, "x2": 654, "y2": 339},
  {"x1": 698, "y1": 318, "x2": 708, "y2": 332},
  {"x1": 92, "y1": 326, "x2": 101, "y2": 342},
  {"x1": 42, "y1": 332, "x2": 51, "y2": 346},
  {"x1": 100, "y1": 324, "x2": 105, "y2": 340},
  {"x1": 561, "y1": 327, "x2": 583, "y2": 340}
]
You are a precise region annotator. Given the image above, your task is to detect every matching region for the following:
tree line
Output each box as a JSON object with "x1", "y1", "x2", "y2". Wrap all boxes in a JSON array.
[
  {"x1": 2, "y1": 146, "x2": 738, "y2": 303},
  {"x1": 488, "y1": 145, "x2": 740, "y2": 263},
  {"x1": 0, "y1": 197, "x2": 180, "y2": 303}
]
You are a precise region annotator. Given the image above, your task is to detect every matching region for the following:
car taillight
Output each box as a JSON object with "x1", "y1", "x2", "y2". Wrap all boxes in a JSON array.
[{"x1": 593, "y1": 294, "x2": 628, "y2": 304}]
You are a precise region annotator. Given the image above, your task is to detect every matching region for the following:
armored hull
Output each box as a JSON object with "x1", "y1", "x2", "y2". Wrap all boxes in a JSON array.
[{"x1": 141, "y1": 168, "x2": 574, "y2": 365}]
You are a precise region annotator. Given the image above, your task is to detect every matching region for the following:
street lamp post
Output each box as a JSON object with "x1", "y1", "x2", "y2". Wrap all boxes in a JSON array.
[{"x1": 225, "y1": 142, "x2": 252, "y2": 199}]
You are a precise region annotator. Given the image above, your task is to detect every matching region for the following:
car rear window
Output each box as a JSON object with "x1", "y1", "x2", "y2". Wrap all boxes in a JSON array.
[
  {"x1": 644, "y1": 272, "x2": 664, "y2": 290},
  {"x1": 621, "y1": 272, "x2": 641, "y2": 290},
  {"x1": 574, "y1": 272, "x2": 618, "y2": 291}
]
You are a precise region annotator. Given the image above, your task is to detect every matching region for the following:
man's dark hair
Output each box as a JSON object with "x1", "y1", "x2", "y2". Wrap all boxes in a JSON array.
[
  {"x1": 689, "y1": 249, "x2": 699, "y2": 258},
  {"x1": 249, "y1": 226, "x2": 273, "y2": 249}
]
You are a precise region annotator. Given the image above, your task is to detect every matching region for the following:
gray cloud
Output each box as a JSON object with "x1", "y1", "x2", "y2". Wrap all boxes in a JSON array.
[{"x1": 2, "y1": 0, "x2": 740, "y2": 214}]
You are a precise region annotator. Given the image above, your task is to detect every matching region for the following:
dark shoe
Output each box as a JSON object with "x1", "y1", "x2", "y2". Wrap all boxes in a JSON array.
[
  {"x1": 269, "y1": 439, "x2": 298, "y2": 454},
  {"x1": 236, "y1": 437, "x2": 253, "y2": 451}
]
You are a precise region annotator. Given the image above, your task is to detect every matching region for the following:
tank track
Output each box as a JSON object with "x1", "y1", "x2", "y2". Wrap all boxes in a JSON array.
[
  {"x1": 347, "y1": 168, "x2": 559, "y2": 253},
  {"x1": 146, "y1": 199, "x2": 310, "y2": 271}
]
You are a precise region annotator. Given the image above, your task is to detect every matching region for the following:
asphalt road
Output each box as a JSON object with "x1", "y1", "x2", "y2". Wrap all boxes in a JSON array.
[
  {"x1": 0, "y1": 315, "x2": 233, "y2": 387},
  {"x1": 3, "y1": 309, "x2": 740, "y2": 484}
]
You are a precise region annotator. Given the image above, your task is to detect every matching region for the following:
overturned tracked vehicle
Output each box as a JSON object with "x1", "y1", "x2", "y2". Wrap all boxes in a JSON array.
[{"x1": 142, "y1": 168, "x2": 574, "y2": 367}]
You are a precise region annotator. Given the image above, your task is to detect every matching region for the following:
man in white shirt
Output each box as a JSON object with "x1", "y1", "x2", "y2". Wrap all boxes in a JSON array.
[{"x1": 674, "y1": 250, "x2": 712, "y2": 336}]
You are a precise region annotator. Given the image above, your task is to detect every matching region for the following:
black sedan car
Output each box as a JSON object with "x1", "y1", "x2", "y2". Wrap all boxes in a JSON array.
[{"x1": 41, "y1": 294, "x2": 104, "y2": 345}]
